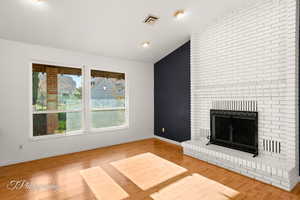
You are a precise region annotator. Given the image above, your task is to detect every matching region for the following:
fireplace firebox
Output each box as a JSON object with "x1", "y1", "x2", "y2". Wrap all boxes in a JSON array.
[{"x1": 209, "y1": 110, "x2": 258, "y2": 157}]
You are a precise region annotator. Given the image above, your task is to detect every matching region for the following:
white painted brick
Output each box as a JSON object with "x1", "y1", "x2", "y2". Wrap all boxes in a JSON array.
[
  {"x1": 283, "y1": 171, "x2": 289, "y2": 179},
  {"x1": 251, "y1": 162, "x2": 256, "y2": 169},
  {"x1": 267, "y1": 166, "x2": 271, "y2": 174},
  {"x1": 271, "y1": 167, "x2": 277, "y2": 176},
  {"x1": 277, "y1": 169, "x2": 283, "y2": 177},
  {"x1": 188, "y1": 0, "x2": 298, "y2": 192}
]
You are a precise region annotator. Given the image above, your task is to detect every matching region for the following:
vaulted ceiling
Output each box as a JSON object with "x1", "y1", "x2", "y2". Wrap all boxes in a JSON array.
[{"x1": 0, "y1": 0, "x2": 248, "y2": 63}]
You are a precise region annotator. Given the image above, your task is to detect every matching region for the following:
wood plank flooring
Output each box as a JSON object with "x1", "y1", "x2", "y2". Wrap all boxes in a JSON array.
[{"x1": 0, "y1": 138, "x2": 300, "y2": 200}]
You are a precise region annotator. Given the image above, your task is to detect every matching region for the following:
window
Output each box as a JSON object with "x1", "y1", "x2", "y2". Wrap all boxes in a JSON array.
[
  {"x1": 31, "y1": 64, "x2": 128, "y2": 138},
  {"x1": 91, "y1": 70, "x2": 126, "y2": 129},
  {"x1": 32, "y1": 64, "x2": 83, "y2": 137}
]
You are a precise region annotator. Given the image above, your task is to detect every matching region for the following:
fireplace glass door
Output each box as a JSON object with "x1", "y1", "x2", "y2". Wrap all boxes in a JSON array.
[{"x1": 210, "y1": 110, "x2": 258, "y2": 155}]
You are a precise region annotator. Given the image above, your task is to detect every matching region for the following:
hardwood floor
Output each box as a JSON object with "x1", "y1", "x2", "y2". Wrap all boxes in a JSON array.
[{"x1": 1, "y1": 138, "x2": 300, "y2": 200}]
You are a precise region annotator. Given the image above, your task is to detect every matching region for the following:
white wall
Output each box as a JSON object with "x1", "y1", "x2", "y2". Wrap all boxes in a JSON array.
[
  {"x1": 188, "y1": 0, "x2": 298, "y2": 190},
  {"x1": 0, "y1": 39, "x2": 154, "y2": 166}
]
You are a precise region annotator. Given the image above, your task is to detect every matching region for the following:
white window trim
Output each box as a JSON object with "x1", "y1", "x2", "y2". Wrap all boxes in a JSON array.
[
  {"x1": 87, "y1": 67, "x2": 129, "y2": 133},
  {"x1": 29, "y1": 61, "x2": 129, "y2": 141},
  {"x1": 33, "y1": 109, "x2": 83, "y2": 114},
  {"x1": 29, "y1": 60, "x2": 85, "y2": 141},
  {"x1": 91, "y1": 107, "x2": 125, "y2": 111}
]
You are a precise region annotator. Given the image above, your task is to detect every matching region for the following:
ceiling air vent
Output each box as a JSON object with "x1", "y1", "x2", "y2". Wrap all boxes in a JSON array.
[{"x1": 144, "y1": 15, "x2": 159, "y2": 25}]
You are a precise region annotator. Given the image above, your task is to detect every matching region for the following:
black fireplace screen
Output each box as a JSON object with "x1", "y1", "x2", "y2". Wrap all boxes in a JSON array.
[{"x1": 210, "y1": 110, "x2": 258, "y2": 156}]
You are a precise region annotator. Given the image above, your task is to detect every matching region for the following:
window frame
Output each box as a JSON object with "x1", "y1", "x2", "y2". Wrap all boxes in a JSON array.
[
  {"x1": 29, "y1": 61, "x2": 129, "y2": 141},
  {"x1": 29, "y1": 61, "x2": 85, "y2": 140},
  {"x1": 87, "y1": 67, "x2": 129, "y2": 133}
]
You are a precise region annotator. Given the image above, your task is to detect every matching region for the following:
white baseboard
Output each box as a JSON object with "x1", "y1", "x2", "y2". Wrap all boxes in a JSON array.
[
  {"x1": 0, "y1": 135, "x2": 153, "y2": 167},
  {"x1": 154, "y1": 135, "x2": 181, "y2": 146}
]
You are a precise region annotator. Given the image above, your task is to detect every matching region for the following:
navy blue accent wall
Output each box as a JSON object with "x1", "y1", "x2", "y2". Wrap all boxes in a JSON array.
[{"x1": 154, "y1": 41, "x2": 191, "y2": 142}]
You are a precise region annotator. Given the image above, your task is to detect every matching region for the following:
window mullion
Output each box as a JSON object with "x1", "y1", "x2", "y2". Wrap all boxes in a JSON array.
[
  {"x1": 83, "y1": 65, "x2": 92, "y2": 133},
  {"x1": 91, "y1": 107, "x2": 126, "y2": 111},
  {"x1": 33, "y1": 109, "x2": 82, "y2": 114}
]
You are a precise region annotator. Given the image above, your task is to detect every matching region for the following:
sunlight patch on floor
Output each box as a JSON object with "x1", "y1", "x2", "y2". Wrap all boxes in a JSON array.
[
  {"x1": 151, "y1": 173, "x2": 239, "y2": 200},
  {"x1": 111, "y1": 152, "x2": 187, "y2": 190},
  {"x1": 80, "y1": 167, "x2": 129, "y2": 200}
]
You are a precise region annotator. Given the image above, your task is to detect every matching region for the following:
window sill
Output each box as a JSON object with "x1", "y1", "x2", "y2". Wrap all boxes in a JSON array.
[
  {"x1": 90, "y1": 124, "x2": 129, "y2": 134},
  {"x1": 29, "y1": 125, "x2": 129, "y2": 141},
  {"x1": 29, "y1": 130, "x2": 85, "y2": 141}
]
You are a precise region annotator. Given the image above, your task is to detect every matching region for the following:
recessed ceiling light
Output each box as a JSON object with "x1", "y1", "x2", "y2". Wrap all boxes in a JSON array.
[
  {"x1": 32, "y1": 0, "x2": 45, "y2": 4},
  {"x1": 174, "y1": 10, "x2": 185, "y2": 19},
  {"x1": 25, "y1": 0, "x2": 47, "y2": 8},
  {"x1": 141, "y1": 41, "x2": 150, "y2": 48}
]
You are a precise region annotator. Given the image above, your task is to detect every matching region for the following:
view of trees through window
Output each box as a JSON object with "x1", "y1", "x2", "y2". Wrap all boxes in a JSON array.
[
  {"x1": 32, "y1": 64, "x2": 127, "y2": 137},
  {"x1": 32, "y1": 64, "x2": 82, "y2": 136},
  {"x1": 32, "y1": 72, "x2": 47, "y2": 111}
]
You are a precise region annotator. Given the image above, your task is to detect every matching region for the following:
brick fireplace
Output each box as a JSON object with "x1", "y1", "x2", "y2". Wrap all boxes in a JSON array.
[
  {"x1": 182, "y1": 0, "x2": 298, "y2": 191},
  {"x1": 209, "y1": 109, "x2": 258, "y2": 156}
]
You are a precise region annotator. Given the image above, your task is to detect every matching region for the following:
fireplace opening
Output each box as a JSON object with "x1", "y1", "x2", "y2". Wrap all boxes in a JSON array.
[{"x1": 210, "y1": 110, "x2": 258, "y2": 157}]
